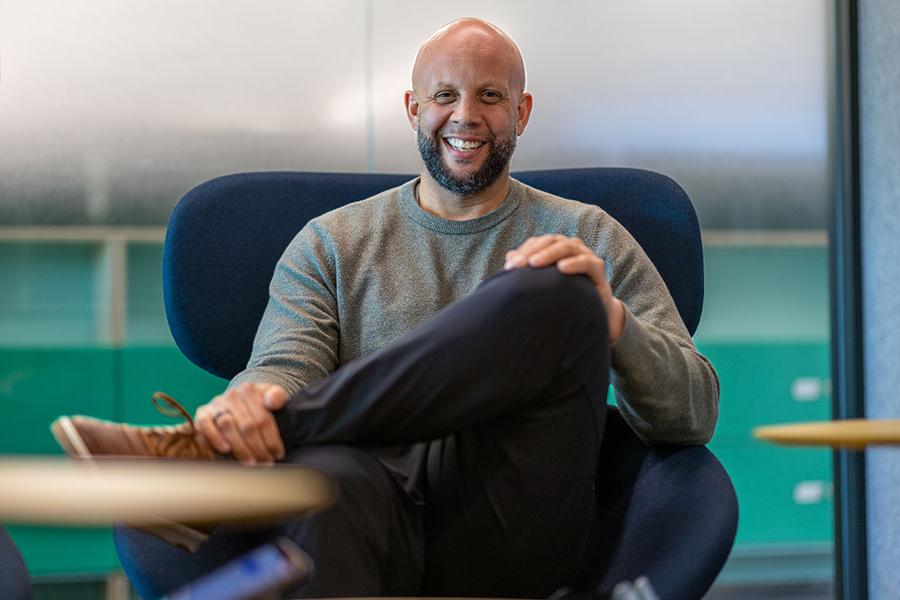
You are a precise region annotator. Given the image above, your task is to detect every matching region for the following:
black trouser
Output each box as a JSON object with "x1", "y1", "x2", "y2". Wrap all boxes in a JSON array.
[{"x1": 117, "y1": 267, "x2": 610, "y2": 598}]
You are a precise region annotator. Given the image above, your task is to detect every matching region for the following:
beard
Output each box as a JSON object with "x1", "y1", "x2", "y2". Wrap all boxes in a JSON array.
[{"x1": 416, "y1": 126, "x2": 517, "y2": 197}]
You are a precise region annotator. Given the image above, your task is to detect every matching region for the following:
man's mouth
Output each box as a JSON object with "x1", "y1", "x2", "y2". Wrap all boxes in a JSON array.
[{"x1": 444, "y1": 137, "x2": 486, "y2": 152}]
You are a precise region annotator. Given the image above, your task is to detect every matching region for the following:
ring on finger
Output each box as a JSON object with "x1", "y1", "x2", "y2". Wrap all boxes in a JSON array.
[{"x1": 212, "y1": 409, "x2": 231, "y2": 423}]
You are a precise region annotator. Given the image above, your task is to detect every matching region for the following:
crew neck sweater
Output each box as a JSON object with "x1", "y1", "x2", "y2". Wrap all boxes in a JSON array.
[{"x1": 231, "y1": 177, "x2": 719, "y2": 445}]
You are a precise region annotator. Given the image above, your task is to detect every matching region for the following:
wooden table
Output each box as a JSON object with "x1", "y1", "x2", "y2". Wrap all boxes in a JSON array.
[
  {"x1": 0, "y1": 458, "x2": 336, "y2": 527},
  {"x1": 754, "y1": 419, "x2": 900, "y2": 449}
]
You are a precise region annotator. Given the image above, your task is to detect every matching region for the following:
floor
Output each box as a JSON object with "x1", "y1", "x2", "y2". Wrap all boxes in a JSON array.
[
  {"x1": 30, "y1": 580, "x2": 835, "y2": 600},
  {"x1": 706, "y1": 582, "x2": 833, "y2": 599}
]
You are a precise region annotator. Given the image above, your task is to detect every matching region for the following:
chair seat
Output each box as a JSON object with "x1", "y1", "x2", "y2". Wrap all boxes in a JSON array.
[
  {"x1": 583, "y1": 409, "x2": 737, "y2": 598},
  {"x1": 116, "y1": 168, "x2": 739, "y2": 599}
]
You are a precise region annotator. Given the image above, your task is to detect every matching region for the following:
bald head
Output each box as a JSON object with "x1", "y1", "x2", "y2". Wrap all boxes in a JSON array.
[
  {"x1": 412, "y1": 18, "x2": 526, "y2": 96},
  {"x1": 404, "y1": 18, "x2": 533, "y2": 201}
]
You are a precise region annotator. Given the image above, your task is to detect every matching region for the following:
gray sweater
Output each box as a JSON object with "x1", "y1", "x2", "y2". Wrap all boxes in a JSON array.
[{"x1": 231, "y1": 177, "x2": 719, "y2": 445}]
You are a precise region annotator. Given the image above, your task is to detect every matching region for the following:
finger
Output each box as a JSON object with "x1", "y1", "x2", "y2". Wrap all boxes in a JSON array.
[
  {"x1": 230, "y1": 396, "x2": 276, "y2": 465},
  {"x1": 558, "y1": 255, "x2": 610, "y2": 295},
  {"x1": 196, "y1": 402, "x2": 232, "y2": 455},
  {"x1": 252, "y1": 385, "x2": 286, "y2": 460},
  {"x1": 518, "y1": 234, "x2": 563, "y2": 256},
  {"x1": 212, "y1": 388, "x2": 266, "y2": 464},
  {"x1": 558, "y1": 253, "x2": 605, "y2": 276},
  {"x1": 256, "y1": 408, "x2": 286, "y2": 461},
  {"x1": 263, "y1": 385, "x2": 290, "y2": 411},
  {"x1": 211, "y1": 408, "x2": 257, "y2": 465},
  {"x1": 505, "y1": 235, "x2": 561, "y2": 269},
  {"x1": 528, "y1": 238, "x2": 586, "y2": 267}
]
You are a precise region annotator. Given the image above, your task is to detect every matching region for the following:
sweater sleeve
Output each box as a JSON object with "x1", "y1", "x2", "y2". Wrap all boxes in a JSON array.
[
  {"x1": 596, "y1": 218, "x2": 720, "y2": 445},
  {"x1": 228, "y1": 222, "x2": 339, "y2": 396}
]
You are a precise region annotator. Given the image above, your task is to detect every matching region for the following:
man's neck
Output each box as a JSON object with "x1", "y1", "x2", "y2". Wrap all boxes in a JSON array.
[{"x1": 416, "y1": 172, "x2": 511, "y2": 221}]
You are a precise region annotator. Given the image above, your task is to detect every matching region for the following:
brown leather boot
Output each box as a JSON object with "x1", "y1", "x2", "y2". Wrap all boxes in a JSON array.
[
  {"x1": 51, "y1": 391, "x2": 218, "y2": 461},
  {"x1": 50, "y1": 392, "x2": 220, "y2": 552}
]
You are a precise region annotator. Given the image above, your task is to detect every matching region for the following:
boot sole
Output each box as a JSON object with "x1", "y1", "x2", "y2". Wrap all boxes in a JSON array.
[
  {"x1": 50, "y1": 416, "x2": 212, "y2": 553},
  {"x1": 50, "y1": 417, "x2": 94, "y2": 459}
]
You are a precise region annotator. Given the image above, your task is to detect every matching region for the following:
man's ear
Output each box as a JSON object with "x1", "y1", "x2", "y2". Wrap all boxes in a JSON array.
[
  {"x1": 516, "y1": 91, "x2": 534, "y2": 136},
  {"x1": 404, "y1": 90, "x2": 419, "y2": 131}
]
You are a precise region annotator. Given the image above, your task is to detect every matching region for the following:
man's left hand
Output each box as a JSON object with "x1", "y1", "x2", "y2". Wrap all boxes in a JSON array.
[{"x1": 505, "y1": 234, "x2": 625, "y2": 342}]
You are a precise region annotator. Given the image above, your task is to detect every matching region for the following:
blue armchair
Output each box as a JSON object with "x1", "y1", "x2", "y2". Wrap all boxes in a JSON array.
[
  {"x1": 116, "y1": 168, "x2": 738, "y2": 599},
  {"x1": 0, "y1": 526, "x2": 31, "y2": 600}
]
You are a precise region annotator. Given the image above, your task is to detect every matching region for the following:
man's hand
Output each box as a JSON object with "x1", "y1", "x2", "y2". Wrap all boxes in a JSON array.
[
  {"x1": 505, "y1": 234, "x2": 626, "y2": 342},
  {"x1": 195, "y1": 382, "x2": 289, "y2": 466}
]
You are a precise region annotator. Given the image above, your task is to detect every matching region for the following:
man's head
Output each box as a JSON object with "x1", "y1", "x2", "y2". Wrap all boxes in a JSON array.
[{"x1": 405, "y1": 18, "x2": 533, "y2": 198}]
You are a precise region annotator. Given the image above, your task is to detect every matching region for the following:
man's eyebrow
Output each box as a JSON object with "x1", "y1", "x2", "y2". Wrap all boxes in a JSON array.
[{"x1": 429, "y1": 81, "x2": 509, "y2": 91}]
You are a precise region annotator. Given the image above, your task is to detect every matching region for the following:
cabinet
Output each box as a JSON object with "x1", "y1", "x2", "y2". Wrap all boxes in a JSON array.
[{"x1": 0, "y1": 235, "x2": 835, "y2": 584}]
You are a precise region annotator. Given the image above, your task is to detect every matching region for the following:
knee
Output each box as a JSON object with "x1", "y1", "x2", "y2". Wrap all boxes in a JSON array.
[
  {"x1": 284, "y1": 445, "x2": 390, "y2": 491},
  {"x1": 278, "y1": 446, "x2": 423, "y2": 595},
  {"x1": 282, "y1": 446, "x2": 398, "y2": 519},
  {"x1": 486, "y1": 266, "x2": 607, "y2": 327}
]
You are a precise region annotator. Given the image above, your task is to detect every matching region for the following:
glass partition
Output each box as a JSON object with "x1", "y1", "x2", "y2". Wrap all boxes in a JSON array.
[{"x1": 0, "y1": 1, "x2": 835, "y2": 596}]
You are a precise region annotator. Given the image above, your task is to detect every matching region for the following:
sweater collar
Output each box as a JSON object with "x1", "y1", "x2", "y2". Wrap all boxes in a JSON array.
[{"x1": 399, "y1": 177, "x2": 523, "y2": 234}]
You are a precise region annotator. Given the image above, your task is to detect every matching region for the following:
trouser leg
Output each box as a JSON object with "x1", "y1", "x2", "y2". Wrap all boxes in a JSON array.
[
  {"x1": 275, "y1": 266, "x2": 609, "y2": 448},
  {"x1": 278, "y1": 445, "x2": 424, "y2": 597},
  {"x1": 421, "y1": 349, "x2": 605, "y2": 597},
  {"x1": 274, "y1": 267, "x2": 610, "y2": 597},
  {"x1": 116, "y1": 445, "x2": 422, "y2": 599}
]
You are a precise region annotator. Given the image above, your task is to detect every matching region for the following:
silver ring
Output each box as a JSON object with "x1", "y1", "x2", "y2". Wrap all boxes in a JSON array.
[{"x1": 212, "y1": 409, "x2": 230, "y2": 422}]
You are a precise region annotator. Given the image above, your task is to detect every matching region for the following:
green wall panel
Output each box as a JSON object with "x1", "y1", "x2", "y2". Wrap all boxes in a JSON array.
[
  {"x1": 6, "y1": 526, "x2": 119, "y2": 577},
  {"x1": 700, "y1": 342, "x2": 831, "y2": 446},
  {"x1": 0, "y1": 244, "x2": 100, "y2": 346},
  {"x1": 697, "y1": 245, "x2": 829, "y2": 342},
  {"x1": 0, "y1": 348, "x2": 117, "y2": 454},
  {"x1": 0, "y1": 348, "x2": 121, "y2": 576},
  {"x1": 120, "y1": 346, "x2": 227, "y2": 424},
  {"x1": 715, "y1": 445, "x2": 834, "y2": 545},
  {"x1": 0, "y1": 340, "x2": 835, "y2": 577}
]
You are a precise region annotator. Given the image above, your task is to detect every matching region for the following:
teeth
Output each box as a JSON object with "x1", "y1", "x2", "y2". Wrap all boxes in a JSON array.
[{"x1": 446, "y1": 138, "x2": 484, "y2": 150}]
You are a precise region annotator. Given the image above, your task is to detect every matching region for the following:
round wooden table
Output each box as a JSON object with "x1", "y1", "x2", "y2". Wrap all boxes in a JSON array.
[
  {"x1": 754, "y1": 419, "x2": 900, "y2": 449},
  {"x1": 0, "y1": 457, "x2": 337, "y2": 527}
]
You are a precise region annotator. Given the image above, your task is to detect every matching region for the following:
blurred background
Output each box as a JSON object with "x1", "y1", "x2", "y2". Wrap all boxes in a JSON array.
[{"x1": 0, "y1": 0, "x2": 835, "y2": 597}]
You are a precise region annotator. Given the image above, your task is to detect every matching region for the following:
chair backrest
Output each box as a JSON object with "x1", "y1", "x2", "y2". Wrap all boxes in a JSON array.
[{"x1": 164, "y1": 168, "x2": 703, "y2": 379}]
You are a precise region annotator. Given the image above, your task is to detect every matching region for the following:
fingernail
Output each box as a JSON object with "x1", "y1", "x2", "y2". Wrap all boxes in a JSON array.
[{"x1": 244, "y1": 458, "x2": 257, "y2": 466}]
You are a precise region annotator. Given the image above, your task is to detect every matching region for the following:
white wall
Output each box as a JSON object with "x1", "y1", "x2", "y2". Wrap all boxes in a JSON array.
[{"x1": 0, "y1": 0, "x2": 831, "y2": 228}]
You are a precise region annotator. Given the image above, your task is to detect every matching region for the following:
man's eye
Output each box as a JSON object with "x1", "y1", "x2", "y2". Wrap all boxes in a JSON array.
[
  {"x1": 433, "y1": 92, "x2": 456, "y2": 103},
  {"x1": 481, "y1": 91, "x2": 503, "y2": 103}
]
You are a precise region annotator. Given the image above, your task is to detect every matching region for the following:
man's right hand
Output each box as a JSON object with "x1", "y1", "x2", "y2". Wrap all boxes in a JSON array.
[{"x1": 195, "y1": 382, "x2": 289, "y2": 466}]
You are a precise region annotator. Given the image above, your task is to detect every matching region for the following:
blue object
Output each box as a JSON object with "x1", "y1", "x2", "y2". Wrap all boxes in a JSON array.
[
  {"x1": 122, "y1": 168, "x2": 737, "y2": 599},
  {"x1": 0, "y1": 526, "x2": 32, "y2": 600}
]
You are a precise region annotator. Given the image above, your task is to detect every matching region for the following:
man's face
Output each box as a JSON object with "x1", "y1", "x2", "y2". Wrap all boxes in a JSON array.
[
  {"x1": 406, "y1": 30, "x2": 532, "y2": 197},
  {"x1": 415, "y1": 115, "x2": 517, "y2": 197}
]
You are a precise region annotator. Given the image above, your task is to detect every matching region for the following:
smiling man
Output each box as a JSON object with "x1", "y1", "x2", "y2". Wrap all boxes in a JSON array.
[
  {"x1": 55, "y1": 18, "x2": 718, "y2": 598},
  {"x1": 410, "y1": 20, "x2": 531, "y2": 217}
]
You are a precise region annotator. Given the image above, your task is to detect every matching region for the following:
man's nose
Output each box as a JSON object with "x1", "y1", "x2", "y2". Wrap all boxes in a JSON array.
[{"x1": 450, "y1": 95, "x2": 482, "y2": 127}]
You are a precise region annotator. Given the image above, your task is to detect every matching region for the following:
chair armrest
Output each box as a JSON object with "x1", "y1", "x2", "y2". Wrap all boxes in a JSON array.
[
  {"x1": 0, "y1": 526, "x2": 31, "y2": 600},
  {"x1": 576, "y1": 409, "x2": 738, "y2": 599}
]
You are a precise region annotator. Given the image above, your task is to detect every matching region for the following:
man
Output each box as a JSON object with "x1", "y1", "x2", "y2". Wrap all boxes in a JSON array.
[{"x1": 54, "y1": 18, "x2": 718, "y2": 597}]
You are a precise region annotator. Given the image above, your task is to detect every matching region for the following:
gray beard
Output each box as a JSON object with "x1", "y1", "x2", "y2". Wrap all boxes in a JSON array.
[{"x1": 416, "y1": 127, "x2": 516, "y2": 197}]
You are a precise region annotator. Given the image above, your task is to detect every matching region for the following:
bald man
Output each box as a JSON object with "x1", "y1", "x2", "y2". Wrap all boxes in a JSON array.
[{"x1": 61, "y1": 18, "x2": 718, "y2": 598}]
